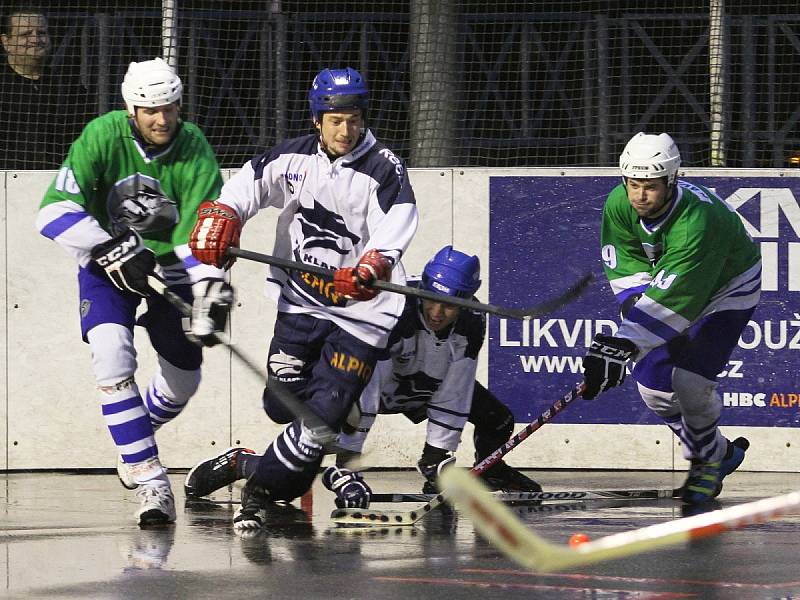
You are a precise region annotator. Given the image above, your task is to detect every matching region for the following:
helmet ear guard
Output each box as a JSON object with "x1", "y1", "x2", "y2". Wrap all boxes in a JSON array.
[
  {"x1": 619, "y1": 132, "x2": 681, "y2": 187},
  {"x1": 421, "y1": 246, "x2": 481, "y2": 299},
  {"x1": 308, "y1": 67, "x2": 369, "y2": 124},
  {"x1": 121, "y1": 57, "x2": 183, "y2": 115}
]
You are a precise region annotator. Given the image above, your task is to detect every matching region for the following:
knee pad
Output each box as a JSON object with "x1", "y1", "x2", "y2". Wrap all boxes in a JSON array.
[
  {"x1": 672, "y1": 367, "x2": 721, "y2": 422},
  {"x1": 336, "y1": 430, "x2": 367, "y2": 454},
  {"x1": 473, "y1": 403, "x2": 514, "y2": 458},
  {"x1": 87, "y1": 323, "x2": 137, "y2": 386},
  {"x1": 298, "y1": 419, "x2": 337, "y2": 449},
  {"x1": 154, "y1": 356, "x2": 201, "y2": 405},
  {"x1": 262, "y1": 380, "x2": 296, "y2": 424},
  {"x1": 485, "y1": 403, "x2": 514, "y2": 441},
  {"x1": 470, "y1": 383, "x2": 514, "y2": 448},
  {"x1": 637, "y1": 381, "x2": 679, "y2": 418}
]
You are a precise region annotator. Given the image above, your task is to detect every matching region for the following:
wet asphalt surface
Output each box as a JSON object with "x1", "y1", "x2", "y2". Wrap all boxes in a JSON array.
[{"x1": 3, "y1": 469, "x2": 800, "y2": 599}]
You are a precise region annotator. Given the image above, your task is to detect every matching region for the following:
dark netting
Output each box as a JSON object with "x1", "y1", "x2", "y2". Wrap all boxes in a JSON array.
[{"x1": 1, "y1": 1, "x2": 799, "y2": 169}]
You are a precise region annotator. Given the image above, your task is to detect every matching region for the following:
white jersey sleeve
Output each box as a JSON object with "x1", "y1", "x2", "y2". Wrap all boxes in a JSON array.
[{"x1": 218, "y1": 131, "x2": 418, "y2": 347}]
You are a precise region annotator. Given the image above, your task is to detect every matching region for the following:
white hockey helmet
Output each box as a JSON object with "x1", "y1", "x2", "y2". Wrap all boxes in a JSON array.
[
  {"x1": 619, "y1": 132, "x2": 681, "y2": 186},
  {"x1": 121, "y1": 57, "x2": 183, "y2": 115}
]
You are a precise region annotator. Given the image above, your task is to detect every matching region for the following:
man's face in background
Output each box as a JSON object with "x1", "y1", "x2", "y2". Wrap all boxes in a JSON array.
[{"x1": 1, "y1": 13, "x2": 51, "y2": 63}]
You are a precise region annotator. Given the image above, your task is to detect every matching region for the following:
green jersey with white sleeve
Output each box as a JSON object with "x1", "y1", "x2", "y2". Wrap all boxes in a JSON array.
[
  {"x1": 37, "y1": 110, "x2": 224, "y2": 283},
  {"x1": 600, "y1": 179, "x2": 761, "y2": 358}
]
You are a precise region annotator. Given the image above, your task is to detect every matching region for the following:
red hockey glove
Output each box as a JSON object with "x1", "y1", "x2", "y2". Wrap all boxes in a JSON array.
[
  {"x1": 333, "y1": 249, "x2": 392, "y2": 301},
  {"x1": 189, "y1": 201, "x2": 242, "y2": 269}
]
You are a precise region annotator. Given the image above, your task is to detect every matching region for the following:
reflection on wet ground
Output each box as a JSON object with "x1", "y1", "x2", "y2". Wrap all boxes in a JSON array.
[{"x1": 3, "y1": 470, "x2": 800, "y2": 599}]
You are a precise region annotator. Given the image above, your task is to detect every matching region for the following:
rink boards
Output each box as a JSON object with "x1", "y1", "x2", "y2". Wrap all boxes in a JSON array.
[{"x1": 1, "y1": 167, "x2": 798, "y2": 471}]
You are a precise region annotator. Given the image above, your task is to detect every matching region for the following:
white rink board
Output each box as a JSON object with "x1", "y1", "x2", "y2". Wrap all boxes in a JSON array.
[
  {"x1": 5, "y1": 171, "x2": 232, "y2": 469},
  {"x1": 0, "y1": 174, "x2": 6, "y2": 470},
  {"x1": 2, "y1": 168, "x2": 798, "y2": 472}
]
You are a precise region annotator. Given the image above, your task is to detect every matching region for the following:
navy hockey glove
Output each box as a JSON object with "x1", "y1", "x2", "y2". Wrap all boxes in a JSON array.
[
  {"x1": 321, "y1": 466, "x2": 372, "y2": 509},
  {"x1": 417, "y1": 443, "x2": 456, "y2": 494},
  {"x1": 91, "y1": 228, "x2": 156, "y2": 297},
  {"x1": 183, "y1": 278, "x2": 234, "y2": 347},
  {"x1": 582, "y1": 334, "x2": 637, "y2": 400}
]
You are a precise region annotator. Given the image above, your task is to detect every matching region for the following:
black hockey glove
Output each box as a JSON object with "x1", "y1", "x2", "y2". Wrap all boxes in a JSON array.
[
  {"x1": 91, "y1": 228, "x2": 156, "y2": 297},
  {"x1": 417, "y1": 443, "x2": 456, "y2": 494},
  {"x1": 321, "y1": 466, "x2": 372, "y2": 509},
  {"x1": 582, "y1": 333, "x2": 638, "y2": 400},
  {"x1": 183, "y1": 278, "x2": 234, "y2": 347}
]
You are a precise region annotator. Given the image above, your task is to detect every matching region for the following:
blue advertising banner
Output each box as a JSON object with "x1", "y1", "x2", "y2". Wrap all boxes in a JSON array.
[{"x1": 489, "y1": 175, "x2": 800, "y2": 427}]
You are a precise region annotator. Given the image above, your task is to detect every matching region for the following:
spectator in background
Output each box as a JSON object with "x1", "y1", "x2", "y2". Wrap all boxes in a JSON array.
[{"x1": 0, "y1": 6, "x2": 91, "y2": 169}]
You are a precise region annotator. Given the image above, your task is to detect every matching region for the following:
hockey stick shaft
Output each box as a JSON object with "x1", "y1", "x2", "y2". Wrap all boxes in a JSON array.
[
  {"x1": 226, "y1": 246, "x2": 592, "y2": 320},
  {"x1": 440, "y1": 467, "x2": 800, "y2": 572},
  {"x1": 369, "y1": 488, "x2": 676, "y2": 503},
  {"x1": 470, "y1": 383, "x2": 584, "y2": 476},
  {"x1": 330, "y1": 383, "x2": 584, "y2": 526}
]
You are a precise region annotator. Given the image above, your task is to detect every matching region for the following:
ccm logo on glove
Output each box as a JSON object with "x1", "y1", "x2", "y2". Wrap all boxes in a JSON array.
[{"x1": 93, "y1": 235, "x2": 139, "y2": 266}]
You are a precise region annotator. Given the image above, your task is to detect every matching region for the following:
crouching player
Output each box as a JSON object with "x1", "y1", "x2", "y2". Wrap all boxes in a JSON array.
[
  {"x1": 184, "y1": 246, "x2": 541, "y2": 510},
  {"x1": 335, "y1": 245, "x2": 541, "y2": 496}
]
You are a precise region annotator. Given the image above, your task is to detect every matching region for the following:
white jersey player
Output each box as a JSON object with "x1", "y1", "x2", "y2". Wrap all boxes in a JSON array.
[
  {"x1": 187, "y1": 67, "x2": 418, "y2": 531},
  {"x1": 338, "y1": 246, "x2": 541, "y2": 495}
]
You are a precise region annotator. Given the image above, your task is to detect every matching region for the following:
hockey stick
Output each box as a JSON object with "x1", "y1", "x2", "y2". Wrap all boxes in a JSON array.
[
  {"x1": 330, "y1": 383, "x2": 585, "y2": 526},
  {"x1": 440, "y1": 467, "x2": 800, "y2": 572},
  {"x1": 226, "y1": 247, "x2": 592, "y2": 320},
  {"x1": 146, "y1": 275, "x2": 338, "y2": 447},
  {"x1": 369, "y1": 488, "x2": 677, "y2": 503},
  {"x1": 192, "y1": 488, "x2": 675, "y2": 506}
]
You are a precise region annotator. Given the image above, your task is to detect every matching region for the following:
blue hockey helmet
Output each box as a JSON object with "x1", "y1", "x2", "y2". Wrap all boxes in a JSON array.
[
  {"x1": 421, "y1": 246, "x2": 481, "y2": 299},
  {"x1": 308, "y1": 67, "x2": 369, "y2": 123}
]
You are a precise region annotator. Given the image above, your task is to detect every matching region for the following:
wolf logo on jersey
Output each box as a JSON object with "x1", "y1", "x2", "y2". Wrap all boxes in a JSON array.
[
  {"x1": 107, "y1": 173, "x2": 179, "y2": 234},
  {"x1": 268, "y1": 349, "x2": 305, "y2": 381},
  {"x1": 297, "y1": 198, "x2": 361, "y2": 255},
  {"x1": 387, "y1": 371, "x2": 441, "y2": 407}
]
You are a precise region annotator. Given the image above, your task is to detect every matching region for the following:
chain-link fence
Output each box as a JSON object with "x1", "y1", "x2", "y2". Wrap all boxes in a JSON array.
[{"x1": 2, "y1": 1, "x2": 799, "y2": 169}]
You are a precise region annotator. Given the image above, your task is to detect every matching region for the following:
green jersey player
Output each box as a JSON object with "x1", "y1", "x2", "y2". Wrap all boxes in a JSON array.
[
  {"x1": 581, "y1": 132, "x2": 760, "y2": 505},
  {"x1": 36, "y1": 58, "x2": 229, "y2": 526}
]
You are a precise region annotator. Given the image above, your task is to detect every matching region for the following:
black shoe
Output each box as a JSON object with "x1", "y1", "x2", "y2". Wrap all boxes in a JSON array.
[
  {"x1": 422, "y1": 480, "x2": 437, "y2": 495},
  {"x1": 233, "y1": 483, "x2": 271, "y2": 532},
  {"x1": 184, "y1": 447, "x2": 256, "y2": 498},
  {"x1": 679, "y1": 437, "x2": 748, "y2": 505},
  {"x1": 480, "y1": 461, "x2": 542, "y2": 493}
]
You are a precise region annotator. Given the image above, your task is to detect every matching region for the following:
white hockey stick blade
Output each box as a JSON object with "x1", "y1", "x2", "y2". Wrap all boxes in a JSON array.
[
  {"x1": 331, "y1": 384, "x2": 584, "y2": 527},
  {"x1": 329, "y1": 487, "x2": 675, "y2": 526},
  {"x1": 440, "y1": 467, "x2": 800, "y2": 573},
  {"x1": 331, "y1": 495, "x2": 444, "y2": 526}
]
